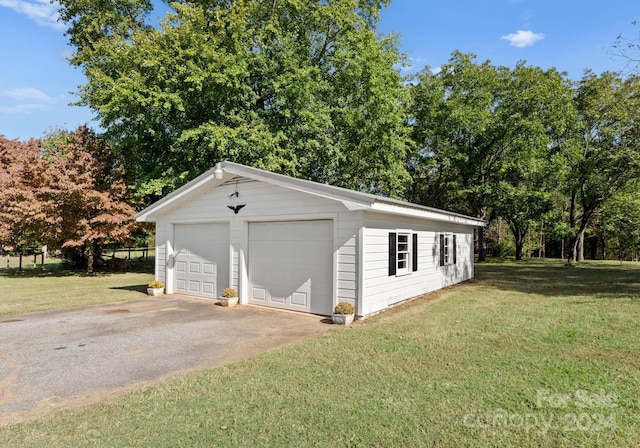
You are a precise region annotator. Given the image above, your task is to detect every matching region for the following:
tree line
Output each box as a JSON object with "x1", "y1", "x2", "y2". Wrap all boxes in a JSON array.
[{"x1": 2, "y1": 0, "x2": 639, "y2": 267}]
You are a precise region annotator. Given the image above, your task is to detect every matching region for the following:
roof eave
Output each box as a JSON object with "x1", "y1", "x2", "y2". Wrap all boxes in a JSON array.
[
  {"x1": 370, "y1": 202, "x2": 487, "y2": 227},
  {"x1": 135, "y1": 161, "x2": 486, "y2": 226}
]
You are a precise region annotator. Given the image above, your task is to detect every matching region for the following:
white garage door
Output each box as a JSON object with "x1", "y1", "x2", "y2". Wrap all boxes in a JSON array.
[
  {"x1": 174, "y1": 223, "x2": 229, "y2": 299},
  {"x1": 249, "y1": 220, "x2": 333, "y2": 315}
]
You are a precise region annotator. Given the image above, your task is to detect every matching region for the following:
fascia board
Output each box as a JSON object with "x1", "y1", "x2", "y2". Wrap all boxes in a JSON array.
[{"x1": 370, "y1": 202, "x2": 487, "y2": 227}]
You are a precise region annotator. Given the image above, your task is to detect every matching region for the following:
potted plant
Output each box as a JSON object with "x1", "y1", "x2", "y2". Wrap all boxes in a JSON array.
[
  {"x1": 332, "y1": 301, "x2": 355, "y2": 326},
  {"x1": 147, "y1": 280, "x2": 164, "y2": 296},
  {"x1": 219, "y1": 287, "x2": 238, "y2": 307}
]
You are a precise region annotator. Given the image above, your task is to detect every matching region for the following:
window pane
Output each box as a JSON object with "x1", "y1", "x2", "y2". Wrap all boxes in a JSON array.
[
  {"x1": 444, "y1": 235, "x2": 449, "y2": 264},
  {"x1": 396, "y1": 233, "x2": 411, "y2": 273}
]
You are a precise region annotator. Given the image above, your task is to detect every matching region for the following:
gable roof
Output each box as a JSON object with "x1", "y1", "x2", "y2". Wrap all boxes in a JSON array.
[{"x1": 135, "y1": 161, "x2": 486, "y2": 227}]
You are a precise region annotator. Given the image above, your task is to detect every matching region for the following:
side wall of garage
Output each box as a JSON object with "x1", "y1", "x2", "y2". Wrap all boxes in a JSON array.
[{"x1": 360, "y1": 211, "x2": 475, "y2": 316}]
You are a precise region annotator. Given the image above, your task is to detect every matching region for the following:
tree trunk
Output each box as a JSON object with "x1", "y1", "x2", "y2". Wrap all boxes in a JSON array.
[
  {"x1": 478, "y1": 225, "x2": 487, "y2": 262},
  {"x1": 539, "y1": 224, "x2": 544, "y2": 258},
  {"x1": 87, "y1": 245, "x2": 94, "y2": 275},
  {"x1": 515, "y1": 238, "x2": 524, "y2": 261},
  {"x1": 569, "y1": 228, "x2": 587, "y2": 264},
  {"x1": 577, "y1": 231, "x2": 585, "y2": 262}
]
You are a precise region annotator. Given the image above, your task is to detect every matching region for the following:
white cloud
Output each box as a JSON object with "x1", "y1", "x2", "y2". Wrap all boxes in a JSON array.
[
  {"x1": 501, "y1": 30, "x2": 544, "y2": 48},
  {"x1": 0, "y1": 103, "x2": 55, "y2": 114},
  {"x1": 0, "y1": 87, "x2": 57, "y2": 104},
  {"x1": 0, "y1": 0, "x2": 64, "y2": 31},
  {"x1": 0, "y1": 88, "x2": 59, "y2": 115}
]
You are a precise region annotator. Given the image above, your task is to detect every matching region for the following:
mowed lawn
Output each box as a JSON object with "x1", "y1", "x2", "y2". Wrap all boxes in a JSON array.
[
  {"x1": 0, "y1": 257, "x2": 155, "y2": 316},
  {"x1": 1, "y1": 260, "x2": 639, "y2": 447}
]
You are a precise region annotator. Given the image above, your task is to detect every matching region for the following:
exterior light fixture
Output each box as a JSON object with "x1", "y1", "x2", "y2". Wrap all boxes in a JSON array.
[{"x1": 213, "y1": 162, "x2": 224, "y2": 180}]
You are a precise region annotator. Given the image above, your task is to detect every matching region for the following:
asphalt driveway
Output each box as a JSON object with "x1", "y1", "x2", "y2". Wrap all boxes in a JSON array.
[{"x1": 0, "y1": 296, "x2": 333, "y2": 424}]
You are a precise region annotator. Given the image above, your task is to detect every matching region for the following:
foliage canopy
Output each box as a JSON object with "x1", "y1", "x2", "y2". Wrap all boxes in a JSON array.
[{"x1": 57, "y1": 0, "x2": 410, "y2": 201}]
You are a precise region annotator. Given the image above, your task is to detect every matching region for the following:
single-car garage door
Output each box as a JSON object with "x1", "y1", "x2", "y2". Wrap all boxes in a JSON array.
[
  {"x1": 174, "y1": 223, "x2": 229, "y2": 299},
  {"x1": 249, "y1": 220, "x2": 333, "y2": 315}
]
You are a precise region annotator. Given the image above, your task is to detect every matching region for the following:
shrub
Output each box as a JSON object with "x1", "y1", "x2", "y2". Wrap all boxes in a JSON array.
[
  {"x1": 221, "y1": 288, "x2": 237, "y2": 298},
  {"x1": 148, "y1": 280, "x2": 163, "y2": 289},
  {"x1": 334, "y1": 301, "x2": 354, "y2": 315},
  {"x1": 493, "y1": 241, "x2": 516, "y2": 257}
]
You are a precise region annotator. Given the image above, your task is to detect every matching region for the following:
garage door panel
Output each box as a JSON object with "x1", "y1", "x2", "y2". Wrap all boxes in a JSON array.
[
  {"x1": 248, "y1": 220, "x2": 333, "y2": 314},
  {"x1": 174, "y1": 223, "x2": 229, "y2": 299},
  {"x1": 202, "y1": 282, "x2": 215, "y2": 295},
  {"x1": 252, "y1": 287, "x2": 267, "y2": 302},
  {"x1": 291, "y1": 292, "x2": 308, "y2": 307}
]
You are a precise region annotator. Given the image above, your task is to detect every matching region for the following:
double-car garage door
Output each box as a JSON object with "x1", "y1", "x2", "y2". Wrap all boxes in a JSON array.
[{"x1": 173, "y1": 220, "x2": 333, "y2": 315}]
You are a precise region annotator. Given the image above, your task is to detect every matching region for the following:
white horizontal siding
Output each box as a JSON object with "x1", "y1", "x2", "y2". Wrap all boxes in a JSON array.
[
  {"x1": 230, "y1": 219, "x2": 242, "y2": 291},
  {"x1": 153, "y1": 178, "x2": 477, "y2": 317},
  {"x1": 156, "y1": 178, "x2": 344, "y2": 222},
  {"x1": 155, "y1": 222, "x2": 167, "y2": 285},
  {"x1": 361, "y1": 212, "x2": 475, "y2": 316},
  {"x1": 334, "y1": 213, "x2": 360, "y2": 305}
]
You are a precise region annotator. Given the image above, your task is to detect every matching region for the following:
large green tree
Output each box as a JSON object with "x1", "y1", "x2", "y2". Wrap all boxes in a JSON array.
[
  {"x1": 598, "y1": 186, "x2": 640, "y2": 260},
  {"x1": 564, "y1": 71, "x2": 640, "y2": 263},
  {"x1": 57, "y1": 0, "x2": 410, "y2": 202},
  {"x1": 409, "y1": 52, "x2": 574, "y2": 260}
]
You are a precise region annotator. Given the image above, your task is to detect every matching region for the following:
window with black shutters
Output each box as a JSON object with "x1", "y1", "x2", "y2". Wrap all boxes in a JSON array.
[{"x1": 389, "y1": 231, "x2": 418, "y2": 276}]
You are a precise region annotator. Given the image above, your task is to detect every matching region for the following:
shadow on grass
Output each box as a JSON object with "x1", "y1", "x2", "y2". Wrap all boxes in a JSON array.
[
  {"x1": 0, "y1": 261, "x2": 154, "y2": 279},
  {"x1": 0, "y1": 268, "x2": 79, "y2": 279},
  {"x1": 475, "y1": 259, "x2": 640, "y2": 299},
  {"x1": 110, "y1": 284, "x2": 148, "y2": 293}
]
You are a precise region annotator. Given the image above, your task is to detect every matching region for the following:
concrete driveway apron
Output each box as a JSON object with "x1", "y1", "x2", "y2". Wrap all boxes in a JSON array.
[{"x1": 0, "y1": 296, "x2": 332, "y2": 424}]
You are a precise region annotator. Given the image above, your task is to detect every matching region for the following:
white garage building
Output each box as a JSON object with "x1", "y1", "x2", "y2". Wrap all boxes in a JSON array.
[{"x1": 136, "y1": 161, "x2": 485, "y2": 317}]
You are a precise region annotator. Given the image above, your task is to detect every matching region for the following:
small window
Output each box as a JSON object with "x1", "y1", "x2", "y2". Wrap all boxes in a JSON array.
[
  {"x1": 389, "y1": 231, "x2": 418, "y2": 276},
  {"x1": 439, "y1": 234, "x2": 457, "y2": 267}
]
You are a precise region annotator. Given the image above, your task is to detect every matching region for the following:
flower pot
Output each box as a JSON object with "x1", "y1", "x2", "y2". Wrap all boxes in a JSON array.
[
  {"x1": 332, "y1": 313, "x2": 354, "y2": 326},
  {"x1": 147, "y1": 287, "x2": 164, "y2": 296},
  {"x1": 219, "y1": 296, "x2": 238, "y2": 307}
]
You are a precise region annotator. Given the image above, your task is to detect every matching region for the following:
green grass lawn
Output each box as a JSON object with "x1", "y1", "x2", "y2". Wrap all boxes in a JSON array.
[
  {"x1": 0, "y1": 257, "x2": 155, "y2": 316},
  {"x1": 1, "y1": 259, "x2": 639, "y2": 447}
]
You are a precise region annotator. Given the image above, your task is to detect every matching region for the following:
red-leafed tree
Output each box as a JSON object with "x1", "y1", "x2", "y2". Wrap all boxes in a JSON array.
[
  {"x1": 0, "y1": 126, "x2": 137, "y2": 273},
  {"x1": 0, "y1": 136, "x2": 52, "y2": 253}
]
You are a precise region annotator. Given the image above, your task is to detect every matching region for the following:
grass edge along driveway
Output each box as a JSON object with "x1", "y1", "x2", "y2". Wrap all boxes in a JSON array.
[{"x1": 1, "y1": 259, "x2": 639, "y2": 447}]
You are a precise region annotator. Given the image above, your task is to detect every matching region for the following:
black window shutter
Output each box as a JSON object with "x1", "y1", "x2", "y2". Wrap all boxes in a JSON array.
[
  {"x1": 412, "y1": 233, "x2": 418, "y2": 272},
  {"x1": 388, "y1": 232, "x2": 397, "y2": 276},
  {"x1": 453, "y1": 235, "x2": 457, "y2": 265},
  {"x1": 439, "y1": 234, "x2": 445, "y2": 267}
]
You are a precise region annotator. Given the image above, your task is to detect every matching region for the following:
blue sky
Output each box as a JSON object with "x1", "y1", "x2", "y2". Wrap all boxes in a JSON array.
[{"x1": 0, "y1": 0, "x2": 637, "y2": 140}]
